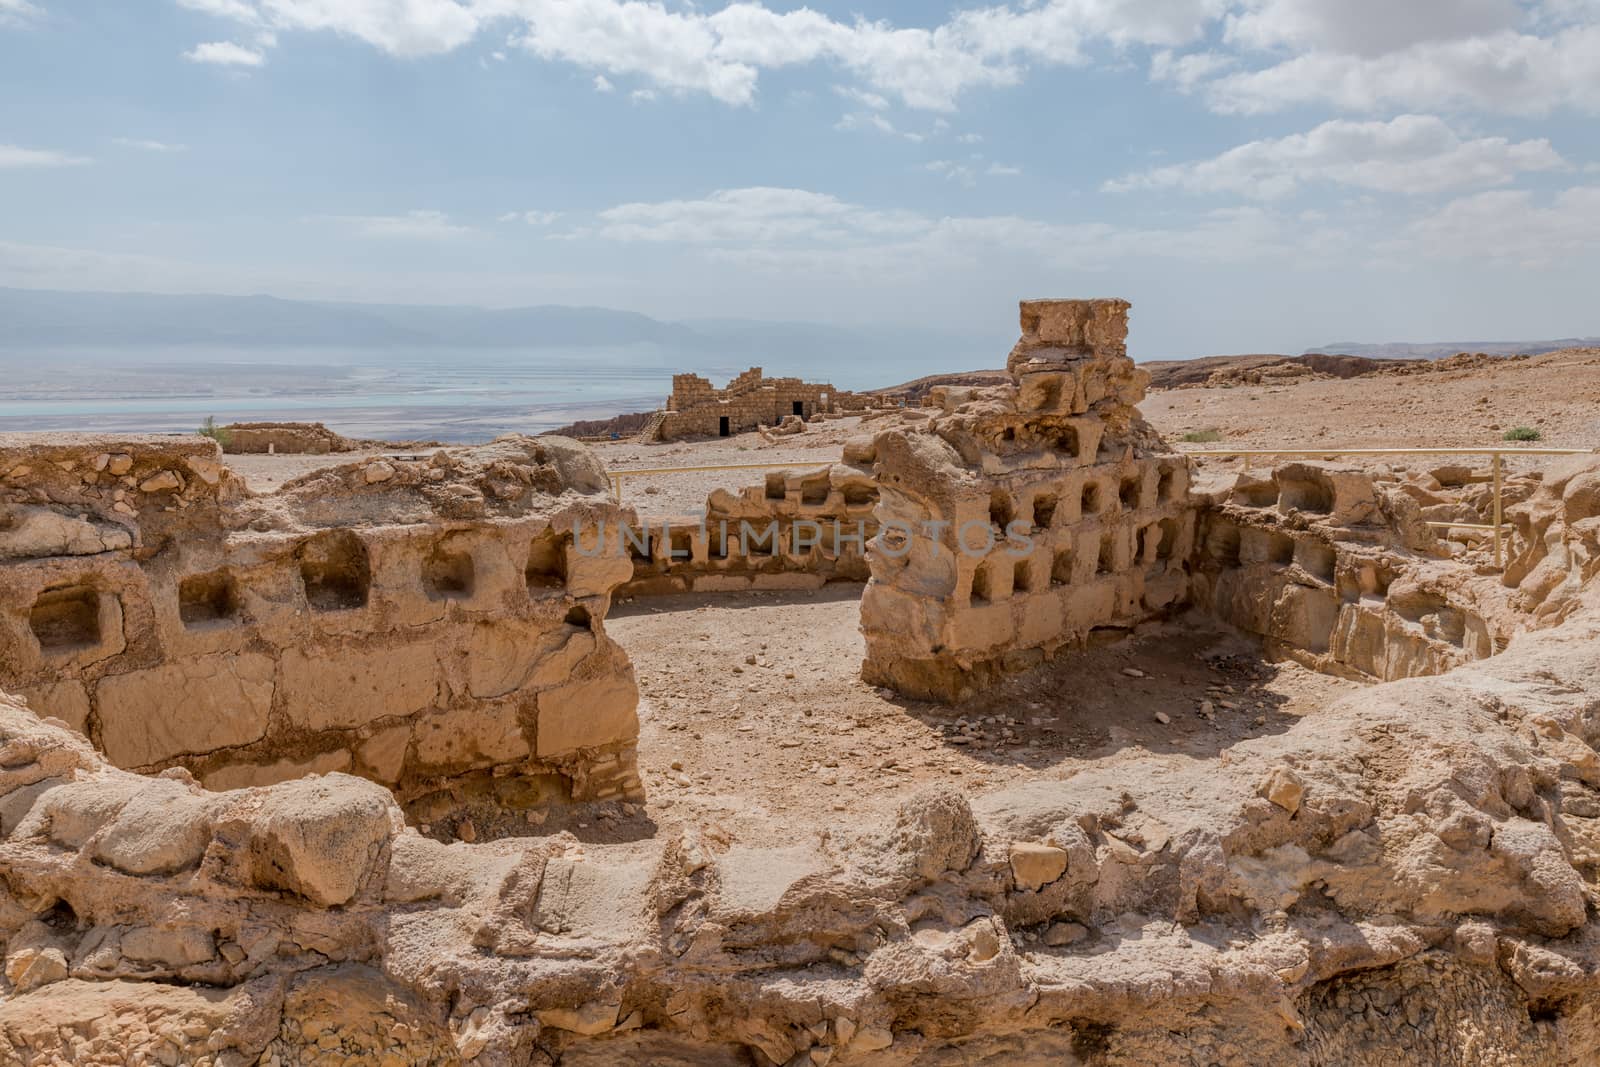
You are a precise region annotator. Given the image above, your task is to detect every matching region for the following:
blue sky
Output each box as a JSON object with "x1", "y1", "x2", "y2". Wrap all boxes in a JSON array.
[{"x1": 2, "y1": 0, "x2": 1598, "y2": 357}]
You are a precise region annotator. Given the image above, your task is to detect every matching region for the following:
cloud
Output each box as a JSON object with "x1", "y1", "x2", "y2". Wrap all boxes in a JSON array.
[
  {"x1": 835, "y1": 111, "x2": 925, "y2": 141},
  {"x1": 184, "y1": 40, "x2": 266, "y2": 66},
  {"x1": 112, "y1": 138, "x2": 187, "y2": 152},
  {"x1": 0, "y1": 144, "x2": 91, "y2": 169},
  {"x1": 1106, "y1": 114, "x2": 1565, "y2": 198},
  {"x1": 582, "y1": 184, "x2": 1352, "y2": 281},
  {"x1": 927, "y1": 159, "x2": 977, "y2": 186},
  {"x1": 0, "y1": 0, "x2": 40, "y2": 26},
  {"x1": 1223, "y1": 0, "x2": 1522, "y2": 57},
  {"x1": 835, "y1": 85, "x2": 890, "y2": 110},
  {"x1": 498, "y1": 210, "x2": 563, "y2": 224},
  {"x1": 987, "y1": 162, "x2": 1022, "y2": 176},
  {"x1": 629, "y1": 87, "x2": 657, "y2": 102},
  {"x1": 1404, "y1": 185, "x2": 1600, "y2": 264},
  {"x1": 593, "y1": 73, "x2": 614, "y2": 91},
  {"x1": 170, "y1": 0, "x2": 1226, "y2": 111},
  {"x1": 1198, "y1": 24, "x2": 1600, "y2": 115},
  {"x1": 318, "y1": 210, "x2": 473, "y2": 239}
]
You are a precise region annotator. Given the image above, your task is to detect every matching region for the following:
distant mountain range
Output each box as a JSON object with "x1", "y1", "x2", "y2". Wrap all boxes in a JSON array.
[
  {"x1": 1309, "y1": 337, "x2": 1600, "y2": 359},
  {"x1": 0, "y1": 287, "x2": 997, "y2": 374}
]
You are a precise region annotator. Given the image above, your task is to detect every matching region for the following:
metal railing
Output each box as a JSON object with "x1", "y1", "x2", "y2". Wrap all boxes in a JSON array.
[{"x1": 1182, "y1": 446, "x2": 1597, "y2": 567}]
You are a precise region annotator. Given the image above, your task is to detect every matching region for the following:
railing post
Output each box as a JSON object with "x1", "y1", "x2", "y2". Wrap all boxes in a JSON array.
[{"x1": 1492, "y1": 453, "x2": 1504, "y2": 569}]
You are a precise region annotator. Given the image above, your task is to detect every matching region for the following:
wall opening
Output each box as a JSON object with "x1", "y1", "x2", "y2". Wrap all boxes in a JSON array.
[
  {"x1": 1279, "y1": 474, "x2": 1334, "y2": 515},
  {"x1": 801, "y1": 475, "x2": 830, "y2": 506},
  {"x1": 624, "y1": 527, "x2": 653, "y2": 564},
  {"x1": 1204, "y1": 520, "x2": 1242, "y2": 567},
  {"x1": 1082, "y1": 482, "x2": 1104, "y2": 517},
  {"x1": 525, "y1": 530, "x2": 569, "y2": 593},
  {"x1": 719, "y1": 416, "x2": 731, "y2": 437},
  {"x1": 1012, "y1": 558, "x2": 1032, "y2": 594},
  {"x1": 971, "y1": 560, "x2": 996, "y2": 604},
  {"x1": 423, "y1": 541, "x2": 476, "y2": 601},
  {"x1": 990, "y1": 490, "x2": 1015, "y2": 531},
  {"x1": 765, "y1": 472, "x2": 787, "y2": 501},
  {"x1": 1097, "y1": 531, "x2": 1118, "y2": 575},
  {"x1": 1156, "y1": 517, "x2": 1182, "y2": 561},
  {"x1": 298, "y1": 530, "x2": 371, "y2": 612},
  {"x1": 30, "y1": 585, "x2": 102, "y2": 651},
  {"x1": 1157, "y1": 467, "x2": 1179, "y2": 503},
  {"x1": 1051, "y1": 546, "x2": 1073, "y2": 586},
  {"x1": 1119, "y1": 475, "x2": 1143, "y2": 511},
  {"x1": 1032, "y1": 493, "x2": 1058, "y2": 530},
  {"x1": 565, "y1": 604, "x2": 592, "y2": 629},
  {"x1": 1297, "y1": 541, "x2": 1336, "y2": 583},
  {"x1": 668, "y1": 528, "x2": 695, "y2": 564},
  {"x1": 179, "y1": 571, "x2": 240, "y2": 627},
  {"x1": 1268, "y1": 531, "x2": 1296, "y2": 566},
  {"x1": 792, "y1": 400, "x2": 805, "y2": 416}
]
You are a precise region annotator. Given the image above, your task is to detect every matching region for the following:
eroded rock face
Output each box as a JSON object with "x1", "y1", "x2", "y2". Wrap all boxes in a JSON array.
[
  {"x1": 860, "y1": 299, "x2": 1195, "y2": 701},
  {"x1": 7, "y1": 507, "x2": 1600, "y2": 1063},
  {"x1": 0, "y1": 433, "x2": 641, "y2": 807}
]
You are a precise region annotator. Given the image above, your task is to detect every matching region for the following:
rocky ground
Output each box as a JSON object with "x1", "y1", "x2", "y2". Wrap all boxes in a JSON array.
[
  {"x1": 605, "y1": 589, "x2": 1358, "y2": 842},
  {"x1": 1147, "y1": 347, "x2": 1600, "y2": 451}
]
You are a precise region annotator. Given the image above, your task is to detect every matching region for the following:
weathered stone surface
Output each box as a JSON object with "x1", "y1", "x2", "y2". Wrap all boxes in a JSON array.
[
  {"x1": 1008, "y1": 841, "x2": 1068, "y2": 890},
  {"x1": 280, "y1": 642, "x2": 441, "y2": 733},
  {"x1": 0, "y1": 433, "x2": 642, "y2": 808},
  {"x1": 97, "y1": 653, "x2": 275, "y2": 767},
  {"x1": 536, "y1": 672, "x2": 639, "y2": 756},
  {"x1": 245, "y1": 774, "x2": 396, "y2": 906}
]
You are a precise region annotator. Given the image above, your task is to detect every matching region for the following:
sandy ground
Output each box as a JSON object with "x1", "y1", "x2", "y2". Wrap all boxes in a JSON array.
[
  {"x1": 588, "y1": 415, "x2": 875, "y2": 517},
  {"x1": 1146, "y1": 348, "x2": 1600, "y2": 452},
  {"x1": 223, "y1": 449, "x2": 392, "y2": 492},
  {"x1": 491, "y1": 588, "x2": 1360, "y2": 846}
]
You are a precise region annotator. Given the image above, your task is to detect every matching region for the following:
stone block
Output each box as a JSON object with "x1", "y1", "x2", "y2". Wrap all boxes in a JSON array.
[
  {"x1": 280, "y1": 640, "x2": 441, "y2": 732},
  {"x1": 536, "y1": 672, "x2": 638, "y2": 757},
  {"x1": 97, "y1": 653, "x2": 274, "y2": 767}
]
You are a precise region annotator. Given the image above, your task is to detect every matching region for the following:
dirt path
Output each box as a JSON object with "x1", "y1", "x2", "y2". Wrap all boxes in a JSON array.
[{"x1": 589, "y1": 588, "x2": 1362, "y2": 846}]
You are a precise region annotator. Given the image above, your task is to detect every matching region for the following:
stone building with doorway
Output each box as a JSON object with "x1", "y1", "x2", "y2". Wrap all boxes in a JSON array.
[{"x1": 655, "y1": 367, "x2": 843, "y2": 440}]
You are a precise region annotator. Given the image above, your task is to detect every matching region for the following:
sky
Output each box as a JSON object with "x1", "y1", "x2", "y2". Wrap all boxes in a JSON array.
[{"x1": 1, "y1": 0, "x2": 1598, "y2": 358}]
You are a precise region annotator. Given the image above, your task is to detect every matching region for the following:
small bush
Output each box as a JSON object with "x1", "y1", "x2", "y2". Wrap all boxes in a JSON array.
[
  {"x1": 1181, "y1": 429, "x2": 1223, "y2": 444},
  {"x1": 1503, "y1": 426, "x2": 1542, "y2": 442},
  {"x1": 198, "y1": 415, "x2": 232, "y2": 448}
]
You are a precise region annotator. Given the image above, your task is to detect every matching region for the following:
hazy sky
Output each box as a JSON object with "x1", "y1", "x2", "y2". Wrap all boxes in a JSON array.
[{"x1": 2, "y1": 0, "x2": 1598, "y2": 357}]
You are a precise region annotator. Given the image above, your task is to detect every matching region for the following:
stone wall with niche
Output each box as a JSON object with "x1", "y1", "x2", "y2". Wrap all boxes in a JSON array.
[{"x1": 0, "y1": 432, "x2": 641, "y2": 811}]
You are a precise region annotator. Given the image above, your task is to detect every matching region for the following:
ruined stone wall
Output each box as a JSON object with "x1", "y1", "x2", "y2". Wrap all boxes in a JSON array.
[
  {"x1": 1189, "y1": 462, "x2": 1517, "y2": 681},
  {"x1": 658, "y1": 367, "x2": 886, "y2": 441},
  {"x1": 860, "y1": 299, "x2": 1196, "y2": 702},
  {"x1": 219, "y1": 422, "x2": 354, "y2": 455},
  {"x1": 0, "y1": 433, "x2": 641, "y2": 807},
  {"x1": 7, "y1": 492, "x2": 1600, "y2": 1063},
  {"x1": 617, "y1": 461, "x2": 878, "y2": 596}
]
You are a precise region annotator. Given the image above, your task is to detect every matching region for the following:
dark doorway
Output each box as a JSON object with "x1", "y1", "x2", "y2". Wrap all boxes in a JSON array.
[
  {"x1": 792, "y1": 401, "x2": 805, "y2": 416},
  {"x1": 719, "y1": 416, "x2": 730, "y2": 437}
]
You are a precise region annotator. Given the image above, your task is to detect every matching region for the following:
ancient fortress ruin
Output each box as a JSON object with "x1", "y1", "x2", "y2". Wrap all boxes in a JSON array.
[
  {"x1": 3, "y1": 299, "x2": 1600, "y2": 1064},
  {"x1": 0, "y1": 434, "x2": 641, "y2": 808},
  {"x1": 651, "y1": 367, "x2": 888, "y2": 441}
]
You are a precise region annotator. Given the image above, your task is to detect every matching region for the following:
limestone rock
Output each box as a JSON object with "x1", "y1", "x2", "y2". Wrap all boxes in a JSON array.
[{"x1": 1008, "y1": 841, "x2": 1069, "y2": 890}]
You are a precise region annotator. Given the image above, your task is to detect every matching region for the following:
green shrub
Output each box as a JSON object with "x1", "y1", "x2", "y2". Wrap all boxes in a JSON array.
[
  {"x1": 1503, "y1": 426, "x2": 1542, "y2": 442},
  {"x1": 198, "y1": 416, "x2": 233, "y2": 449},
  {"x1": 1181, "y1": 429, "x2": 1223, "y2": 444}
]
